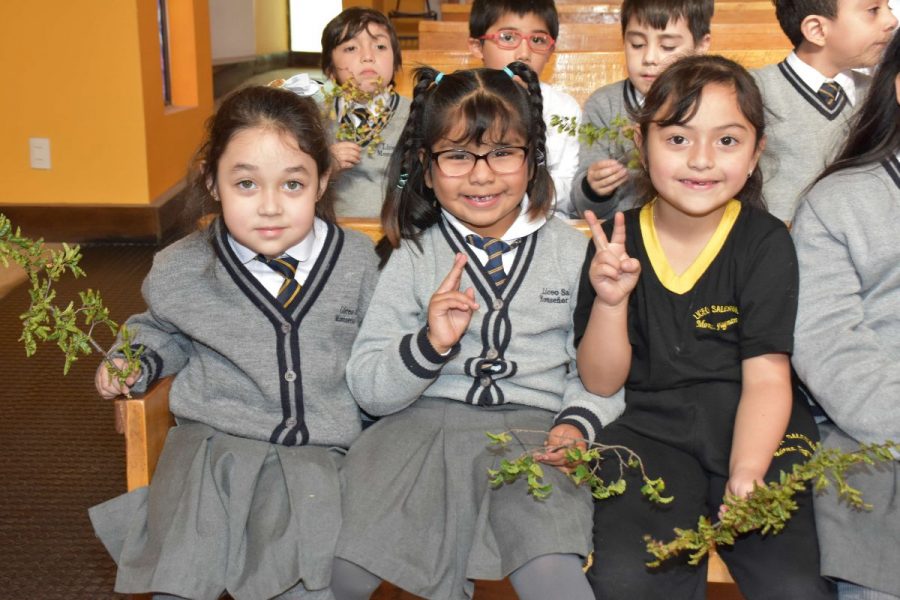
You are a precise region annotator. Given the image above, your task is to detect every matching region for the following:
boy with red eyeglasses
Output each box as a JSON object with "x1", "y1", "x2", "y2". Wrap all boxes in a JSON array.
[{"x1": 468, "y1": 0, "x2": 581, "y2": 218}]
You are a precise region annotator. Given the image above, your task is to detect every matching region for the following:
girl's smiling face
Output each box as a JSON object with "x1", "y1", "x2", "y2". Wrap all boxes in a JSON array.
[
  {"x1": 329, "y1": 23, "x2": 396, "y2": 93},
  {"x1": 643, "y1": 82, "x2": 764, "y2": 222},
  {"x1": 216, "y1": 126, "x2": 327, "y2": 259},
  {"x1": 424, "y1": 121, "x2": 530, "y2": 240}
]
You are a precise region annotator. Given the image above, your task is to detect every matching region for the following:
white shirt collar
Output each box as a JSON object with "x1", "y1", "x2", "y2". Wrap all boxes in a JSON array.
[
  {"x1": 228, "y1": 218, "x2": 320, "y2": 265},
  {"x1": 786, "y1": 51, "x2": 858, "y2": 105},
  {"x1": 441, "y1": 194, "x2": 546, "y2": 243}
]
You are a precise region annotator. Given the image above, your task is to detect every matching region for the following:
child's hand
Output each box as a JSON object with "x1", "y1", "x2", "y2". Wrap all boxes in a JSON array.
[
  {"x1": 586, "y1": 159, "x2": 629, "y2": 197},
  {"x1": 427, "y1": 253, "x2": 479, "y2": 355},
  {"x1": 330, "y1": 141, "x2": 361, "y2": 172},
  {"x1": 586, "y1": 210, "x2": 640, "y2": 308},
  {"x1": 95, "y1": 357, "x2": 142, "y2": 399},
  {"x1": 719, "y1": 469, "x2": 765, "y2": 519},
  {"x1": 535, "y1": 424, "x2": 587, "y2": 473}
]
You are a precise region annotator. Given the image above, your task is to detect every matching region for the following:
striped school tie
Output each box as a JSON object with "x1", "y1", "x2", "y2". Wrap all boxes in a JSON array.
[
  {"x1": 816, "y1": 80, "x2": 843, "y2": 109},
  {"x1": 257, "y1": 254, "x2": 302, "y2": 308},
  {"x1": 466, "y1": 234, "x2": 513, "y2": 290}
]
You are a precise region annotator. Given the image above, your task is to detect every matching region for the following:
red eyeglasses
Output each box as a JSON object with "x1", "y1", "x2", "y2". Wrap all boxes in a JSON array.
[{"x1": 478, "y1": 30, "x2": 557, "y2": 54}]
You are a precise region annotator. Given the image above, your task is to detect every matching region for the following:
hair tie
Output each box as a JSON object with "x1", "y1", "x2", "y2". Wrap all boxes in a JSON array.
[
  {"x1": 434, "y1": 72, "x2": 444, "y2": 85},
  {"x1": 396, "y1": 171, "x2": 409, "y2": 189},
  {"x1": 503, "y1": 66, "x2": 515, "y2": 78}
]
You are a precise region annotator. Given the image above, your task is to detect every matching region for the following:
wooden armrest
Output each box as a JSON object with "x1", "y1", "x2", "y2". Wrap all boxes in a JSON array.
[{"x1": 113, "y1": 376, "x2": 176, "y2": 491}]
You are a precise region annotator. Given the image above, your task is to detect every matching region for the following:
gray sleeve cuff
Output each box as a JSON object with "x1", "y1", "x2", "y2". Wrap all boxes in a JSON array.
[
  {"x1": 555, "y1": 406, "x2": 604, "y2": 442},
  {"x1": 581, "y1": 176, "x2": 616, "y2": 206},
  {"x1": 399, "y1": 327, "x2": 458, "y2": 379}
]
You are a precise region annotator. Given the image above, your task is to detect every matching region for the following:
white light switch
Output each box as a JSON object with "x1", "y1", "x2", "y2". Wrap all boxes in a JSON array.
[{"x1": 29, "y1": 137, "x2": 51, "y2": 170}]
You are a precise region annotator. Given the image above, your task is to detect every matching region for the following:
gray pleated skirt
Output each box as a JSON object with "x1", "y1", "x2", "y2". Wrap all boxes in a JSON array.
[
  {"x1": 335, "y1": 399, "x2": 593, "y2": 600},
  {"x1": 89, "y1": 422, "x2": 344, "y2": 600}
]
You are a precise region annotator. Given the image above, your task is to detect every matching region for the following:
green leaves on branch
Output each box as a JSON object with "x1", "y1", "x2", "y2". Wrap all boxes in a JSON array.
[
  {"x1": 486, "y1": 429, "x2": 673, "y2": 505},
  {"x1": 644, "y1": 440, "x2": 900, "y2": 567},
  {"x1": 0, "y1": 213, "x2": 142, "y2": 386},
  {"x1": 549, "y1": 113, "x2": 642, "y2": 170},
  {"x1": 488, "y1": 429, "x2": 898, "y2": 568}
]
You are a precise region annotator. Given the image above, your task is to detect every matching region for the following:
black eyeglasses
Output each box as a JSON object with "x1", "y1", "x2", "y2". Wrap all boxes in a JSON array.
[
  {"x1": 479, "y1": 30, "x2": 556, "y2": 54},
  {"x1": 430, "y1": 146, "x2": 529, "y2": 177}
]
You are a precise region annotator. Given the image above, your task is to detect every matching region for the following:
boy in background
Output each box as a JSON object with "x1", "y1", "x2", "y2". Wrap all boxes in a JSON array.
[
  {"x1": 754, "y1": 0, "x2": 896, "y2": 221},
  {"x1": 570, "y1": 0, "x2": 712, "y2": 219},
  {"x1": 468, "y1": 0, "x2": 582, "y2": 218}
]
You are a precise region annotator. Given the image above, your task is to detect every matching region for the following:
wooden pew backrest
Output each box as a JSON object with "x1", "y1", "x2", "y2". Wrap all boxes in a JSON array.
[
  {"x1": 396, "y1": 49, "x2": 789, "y2": 105},
  {"x1": 419, "y1": 20, "x2": 788, "y2": 52},
  {"x1": 441, "y1": 1, "x2": 778, "y2": 24}
]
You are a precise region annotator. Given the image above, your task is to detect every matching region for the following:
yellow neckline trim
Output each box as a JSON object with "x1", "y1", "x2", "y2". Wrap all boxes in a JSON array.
[{"x1": 640, "y1": 199, "x2": 741, "y2": 294}]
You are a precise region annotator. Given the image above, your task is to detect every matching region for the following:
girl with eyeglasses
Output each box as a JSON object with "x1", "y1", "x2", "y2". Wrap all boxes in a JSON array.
[{"x1": 328, "y1": 63, "x2": 627, "y2": 600}]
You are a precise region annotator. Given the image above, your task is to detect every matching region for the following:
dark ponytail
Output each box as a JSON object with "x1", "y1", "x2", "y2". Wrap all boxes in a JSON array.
[{"x1": 505, "y1": 61, "x2": 555, "y2": 217}]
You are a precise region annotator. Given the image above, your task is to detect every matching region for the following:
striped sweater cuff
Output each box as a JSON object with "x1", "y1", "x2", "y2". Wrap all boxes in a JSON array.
[
  {"x1": 555, "y1": 406, "x2": 604, "y2": 442},
  {"x1": 399, "y1": 327, "x2": 458, "y2": 379}
]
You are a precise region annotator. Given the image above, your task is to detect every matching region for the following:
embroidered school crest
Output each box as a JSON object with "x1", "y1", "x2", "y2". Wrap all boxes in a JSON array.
[{"x1": 693, "y1": 304, "x2": 739, "y2": 332}]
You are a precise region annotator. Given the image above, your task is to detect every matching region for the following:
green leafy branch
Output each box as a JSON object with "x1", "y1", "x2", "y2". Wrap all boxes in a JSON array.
[
  {"x1": 644, "y1": 440, "x2": 900, "y2": 567},
  {"x1": 0, "y1": 213, "x2": 141, "y2": 388},
  {"x1": 486, "y1": 429, "x2": 672, "y2": 504},
  {"x1": 550, "y1": 113, "x2": 642, "y2": 169}
]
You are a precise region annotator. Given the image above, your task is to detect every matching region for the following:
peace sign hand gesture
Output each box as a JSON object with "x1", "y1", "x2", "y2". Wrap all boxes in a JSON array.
[
  {"x1": 585, "y1": 210, "x2": 641, "y2": 308},
  {"x1": 427, "y1": 253, "x2": 480, "y2": 355}
]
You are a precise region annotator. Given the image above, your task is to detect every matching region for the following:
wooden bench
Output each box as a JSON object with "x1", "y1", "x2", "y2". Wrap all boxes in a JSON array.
[
  {"x1": 395, "y1": 49, "x2": 789, "y2": 104},
  {"x1": 112, "y1": 217, "x2": 739, "y2": 598},
  {"x1": 440, "y1": 1, "x2": 778, "y2": 24},
  {"x1": 418, "y1": 20, "x2": 790, "y2": 52},
  {"x1": 441, "y1": 3, "x2": 620, "y2": 23}
]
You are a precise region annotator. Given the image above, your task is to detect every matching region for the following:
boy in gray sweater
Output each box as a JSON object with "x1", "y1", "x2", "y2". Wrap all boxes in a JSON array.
[
  {"x1": 753, "y1": 0, "x2": 896, "y2": 221},
  {"x1": 570, "y1": 0, "x2": 712, "y2": 219},
  {"x1": 792, "y1": 33, "x2": 900, "y2": 600}
]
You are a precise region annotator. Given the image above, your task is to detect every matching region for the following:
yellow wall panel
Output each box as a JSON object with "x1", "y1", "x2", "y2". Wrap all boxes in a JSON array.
[
  {"x1": 0, "y1": 2, "x2": 148, "y2": 205},
  {"x1": 0, "y1": 1, "x2": 213, "y2": 207},
  {"x1": 139, "y1": 0, "x2": 214, "y2": 201}
]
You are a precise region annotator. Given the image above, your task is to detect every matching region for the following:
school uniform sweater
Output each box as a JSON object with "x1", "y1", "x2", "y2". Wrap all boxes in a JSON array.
[
  {"x1": 346, "y1": 216, "x2": 624, "y2": 441},
  {"x1": 123, "y1": 218, "x2": 379, "y2": 448},
  {"x1": 330, "y1": 94, "x2": 411, "y2": 218},
  {"x1": 792, "y1": 157, "x2": 900, "y2": 595},
  {"x1": 570, "y1": 79, "x2": 642, "y2": 220},
  {"x1": 753, "y1": 61, "x2": 869, "y2": 221}
]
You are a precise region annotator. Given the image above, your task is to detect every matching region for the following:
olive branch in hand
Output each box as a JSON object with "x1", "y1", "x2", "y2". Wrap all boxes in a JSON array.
[
  {"x1": 485, "y1": 429, "x2": 672, "y2": 504},
  {"x1": 550, "y1": 114, "x2": 642, "y2": 170},
  {"x1": 644, "y1": 439, "x2": 900, "y2": 567},
  {"x1": 0, "y1": 213, "x2": 142, "y2": 389}
]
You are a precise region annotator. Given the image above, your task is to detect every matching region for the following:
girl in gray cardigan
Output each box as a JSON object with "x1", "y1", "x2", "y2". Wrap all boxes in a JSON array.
[
  {"x1": 329, "y1": 64, "x2": 624, "y2": 600},
  {"x1": 792, "y1": 33, "x2": 900, "y2": 600},
  {"x1": 89, "y1": 87, "x2": 378, "y2": 600}
]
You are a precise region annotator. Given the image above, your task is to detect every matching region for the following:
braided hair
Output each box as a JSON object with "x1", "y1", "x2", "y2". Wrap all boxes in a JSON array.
[{"x1": 377, "y1": 61, "x2": 553, "y2": 266}]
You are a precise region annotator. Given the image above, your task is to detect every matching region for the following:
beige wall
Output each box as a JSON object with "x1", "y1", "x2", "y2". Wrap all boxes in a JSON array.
[{"x1": 256, "y1": 0, "x2": 290, "y2": 55}]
